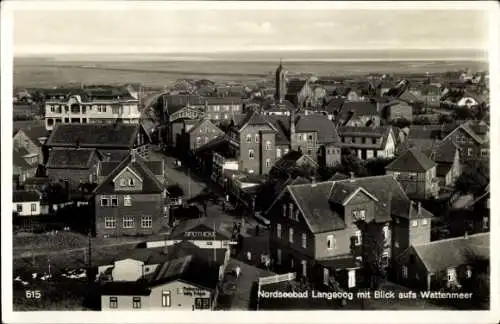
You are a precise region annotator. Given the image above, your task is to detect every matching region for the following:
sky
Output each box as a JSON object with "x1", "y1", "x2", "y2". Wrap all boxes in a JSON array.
[{"x1": 13, "y1": 7, "x2": 490, "y2": 55}]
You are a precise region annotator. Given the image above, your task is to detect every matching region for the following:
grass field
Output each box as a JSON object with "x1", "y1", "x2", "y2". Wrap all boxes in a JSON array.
[{"x1": 14, "y1": 59, "x2": 487, "y2": 88}]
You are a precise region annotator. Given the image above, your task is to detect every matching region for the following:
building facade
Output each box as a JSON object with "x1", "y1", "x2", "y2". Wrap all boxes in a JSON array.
[
  {"x1": 93, "y1": 153, "x2": 168, "y2": 237},
  {"x1": 44, "y1": 88, "x2": 141, "y2": 131},
  {"x1": 338, "y1": 126, "x2": 396, "y2": 160}
]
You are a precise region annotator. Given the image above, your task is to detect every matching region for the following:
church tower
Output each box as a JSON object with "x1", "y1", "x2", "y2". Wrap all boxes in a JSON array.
[{"x1": 275, "y1": 59, "x2": 287, "y2": 103}]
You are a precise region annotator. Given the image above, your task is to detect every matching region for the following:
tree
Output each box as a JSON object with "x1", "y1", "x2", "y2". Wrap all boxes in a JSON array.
[
  {"x1": 390, "y1": 118, "x2": 411, "y2": 129},
  {"x1": 454, "y1": 166, "x2": 488, "y2": 196},
  {"x1": 363, "y1": 157, "x2": 395, "y2": 176},
  {"x1": 356, "y1": 221, "x2": 385, "y2": 290},
  {"x1": 453, "y1": 107, "x2": 474, "y2": 120}
]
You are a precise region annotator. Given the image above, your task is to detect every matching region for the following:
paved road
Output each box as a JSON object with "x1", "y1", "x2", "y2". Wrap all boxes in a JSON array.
[{"x1": 148, "y1": 150, "x2": 208, "y2": 199}]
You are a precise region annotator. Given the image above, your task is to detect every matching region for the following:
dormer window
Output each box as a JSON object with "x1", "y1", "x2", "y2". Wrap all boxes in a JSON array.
[
  {"x1": 246, "y1": 134, "x2": 252, "y2": 143},
  {"x1": 120, "y1": 179, "x2": 127, "y2": 187},
  {"x1": 129, "y1": 178, "x2": 135, "y2": 186}
]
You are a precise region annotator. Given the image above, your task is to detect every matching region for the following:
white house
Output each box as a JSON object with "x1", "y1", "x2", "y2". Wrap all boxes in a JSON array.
[{"x1": 13, "y1": 190, "x2": 42, "y2": 216}]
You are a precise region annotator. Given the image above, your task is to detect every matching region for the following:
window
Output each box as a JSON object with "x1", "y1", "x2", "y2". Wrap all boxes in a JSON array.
[
  {"x1": 110, "y1": 195, "x2": 118, "y2": 207},
  {"x1": 421, "y1": 219, "x2": 428, "y2": 226},
  {"x1": 341, "y1": 137, "x2": 345, "y2": 143},
  {"x1": 104, "y1": 217, "x2": 116, "y2": 229},
  {"x1": 354, "y1": 230, "x2": 362, "y2": 246},
  {"x1": 409, "y1": 172, "x2": 417, "y2": 179},
  {"x1": 124, "y1": 195, "x2": 132, "y2": 206},
  {"x1": 352, "y1": 209, "x2": 366, "y2": 221},
  {"x1": 162, "y1": 291, "x2": 171, "y2": 307},
  {"x1": 132, "y1": 297, "x2": 141, "y2": 309},
  {"x1": 265, "y1": 141, "x2": 271, "y2": 151},
  {"x1": 123, "y1": 216, "x2": 135, "y2": 228},
  {"x1": 255, "y1": 134, "x2": 260, "y2": 143},
  {"x1": 382, "y1": 252, "x2": 389, "y2": 267},
  {"x1": 327, "y1": 235, "x2": 335, "y2": 250},
  {"x1": 466, "y1": 267, "x2": 472, "y2": 279},
  {"x1": 395, "y1": 241, "x2": 400, "y2": 248},
  {"x1": 411, "y1": 220, "x2": 418, "y2": 227},
  {"x1": 224, "y1": 114, "x2": 228, "y2": 119},
  {"x1": 276, "y1": 148, "x2": 282, "y2": 158},
  {"x1": 307, "y1": 134, "x2": 313, "y2": 142},
  {"x1": 276, "y1": 249, "x2": 282, "y2": 265},
  {"x1": 109, "y1": 297, "x2": 118, "y2": 309},
  {"x1": 361, "y1": 137, "x2": 366, "y2": 144},
  {"x1": 248, "y1": 149, "x2": 255, "y2": 159},
  {"x1": 301, "y1": 260, "x2": 307, "y2": 277},
  {"x1": 298, "y1": 135, "x2": 302, "y2": 141},
  {"x1": 393, "y1": 172, "x2": 401, "y2": 179},
  {"x1": 307, "y1": 149, "x2": 312, "y2": 155},
  {"x1": 284, "y1": 148, "x2": 289, "y2": 154},
  {"x1": 120, "y1": 178, "x2": 127, "y2": 186},
  {"x1": 481, "y1": 149, "x2": 489, "y2": 157},
  {"x1": 246, "y1": 134, "x2": 252, "y2": 143},
  {"x1": 265, "y1": 159, "x2": 271, "y2": 167},
  {"x1": 100, "y1": 196, "x2": 109, "y2": 207},
  {"x1": 402, "y1": 266, "x2": 408, "y2": 279},
  {"x1": 383, "y1": 225, "x2": 389, "y2": 240},
  {"x1": 323, "y1": 268, "x2": 330, "y2": 285},
  {"x1": 294, "y1": 209, "x2": 300, "y2": 221},
  {"x1": 141, "y1": 216, "x2": 153, "y2": 228},
  {"x1": 467, "y1": 148, "x2": 473, "y2": 157},
  {"x1": 29, "y1": 203, "x2": 37, "y2": 212},
  {"x1": 301, "y1": 233, "x2": 307, "y2": 248},
  {"x1": 289, "y1": 228, "x2": 294, "y2": 243},
  {"x1": 195, "y1": 297, "x2": 211, "y2": 309},
  {"x1": 447, "y1": 268, "x2": 456, "y2": 282},
  {"x1": 289, "y1": 203, "x2": 294, "y2": 218},
  {"x1": 16, "y1": 204, "x2": 22, "y2": 213},
  {"x1": 282, "y1": 204, "x2": 286, "y2": 217}
]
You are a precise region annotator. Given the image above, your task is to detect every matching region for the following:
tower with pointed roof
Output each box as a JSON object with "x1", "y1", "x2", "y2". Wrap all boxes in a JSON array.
[{"x1": 275, "y1": 59, "x2": 287, "y2": 103}]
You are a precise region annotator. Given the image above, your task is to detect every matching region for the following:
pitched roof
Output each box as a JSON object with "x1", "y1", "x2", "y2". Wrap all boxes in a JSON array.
[
  {"x1": 187, "y1": 118, "x2": 223, "y2": 136},
  {"x1": 13, "y1": 149, "x2": 34, "y2": 170},
  {"x1": 272, "y1": 150, "x2": 318, "y2": 172},
  {"x1": 385, "y1": 148, "x2": 436, "y2": 172},
  {"x1": 295, "y1": 115, "x2": 340, "y2": 144},
  {"x1": 338, "y1": 126, "x2": 393, "y2": 150},
  {"x1": 265, "y1": 115, "x2": 291, "y2": 145},
  {"x1": 145, "y1": 255, "x2": 220, "y2": 291},
  {"x1": 325, "y1": 97, "x2": 345, "y2": 113},
  {"x1": 46, "y1": 123, "x2": 144, "y2": 148},
  {"x1": 287, "y1": 181, "x2": 345, "y2": 233},
  {"x1": 100, "y1": 282, "x2": 152, "y2": 296},
  {"x1": 13, "y1": 190, "x2": 41, "y2": 202},
  {"x1": 412, "y1": 233, "x2": 489, "y2": 273},
  {"x1": 422, "y1": 139, "x2": 459, "y2": 164},
  {"x1": 114, "y1": 248, "x2": 168, "y2": 265},
  {"x1": 93, "y1": 154, "x2": 164, "y2": 194},
  {"x1": 278, "y1": 175, "x2": 433, "y2": 234},
  {"x1": 238, "y1": 110, "x2": 276, "y2": 131},
  {"x1": 46, "y1": 148, "x2": 100, "y2": 169},
  {"x1": 13, "y1": 124, "x2": 50, "y2": 147},
  {"x1": 339, "y1": 101, "x2": 378, "y2": 117},
  {"x1": 286, "y1": 79, "x2": 307, "y2": 95},
  {"x1": 166, "y1": 241, "x2": 227, "y2": 266}
]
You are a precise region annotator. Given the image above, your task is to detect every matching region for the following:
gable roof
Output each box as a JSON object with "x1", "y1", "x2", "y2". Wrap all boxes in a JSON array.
[
  {"x1": 93, "y1": 154, "x2": 164, "y2": 194},
  {"x1": 187, "y1": 118, "x2": 223, "y2": 135},
  {"x1": 46, "y1": 123, "x2": 145, "y2": 148},
  {"x1": 13, "y1": 149, "x2": 34, "y2": 170},
  {"x1": 114, "y1": 248, "x2": 168, "y2": 265},
  {"x1": 422, "y1": 139, "x2": 459, "y2": 164},
  {"x1": 99, "y1": 159, "x2": 164, "y2": 177},
  {"x1": 442, "y1": 120, "x2": 489, "y2": 145},
  {"x1": 13, "y1": 124, "x2": 49, "y2": 147},
  {"x1": 271, "y1": 175, "x2": 433, "y2": 234},
  {"x1": 144, "y1": 255, "x2": 220, "y2": 291},
  {"x1": 295, "y1": 115, "x2": 341, "y2": 144},
  {"x1": 339, "y1": 101, "x2": 378, "y2": 118},
  {"x1": 13, "y1": 190, "x2": 42, "y2": 203},
  {"x1": 385, "y1": 147, "x2": 436, "y2": 172},
  {"x1": 272, "y1": 150, "x2": 318, "y2": 172},
  {"x1": 329, "y1": 182, "x2": 379, "y2": 206},
  {"x1": 325, "y1": 97, "x2": 345, "y2": 113},
  {"x1": 412, "y1": 233, "x2": 489, "y2": 273},
  {"x1": 238, "y1": 110, "x2": 277, "y2": 132},
  {"x1": 46, "y1": 148, "x2": 100, "y2": 169}
]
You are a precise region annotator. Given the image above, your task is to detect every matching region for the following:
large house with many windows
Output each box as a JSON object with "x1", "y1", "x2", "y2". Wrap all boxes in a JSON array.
[
  {"x1": 265, "y1": 174, "x2": 433, "y2": 290},
  {"x1": 337, "y1": 126, "x2": 396, "y2": 160},
  {"x1": 92, "y1": 152, "x2": 168, "y2": 237},
  {"x1": 44, "y1": 87, "x2": 141, "y2": 131}
]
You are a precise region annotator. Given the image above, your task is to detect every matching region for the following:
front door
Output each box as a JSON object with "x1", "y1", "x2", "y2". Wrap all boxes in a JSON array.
[{"x1": 348, "y1": 269, "x2": 356, "y2": 288}]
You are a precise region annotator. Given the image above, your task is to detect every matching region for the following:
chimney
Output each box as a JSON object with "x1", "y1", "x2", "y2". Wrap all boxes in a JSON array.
[
  {"x1": 311, "y1": 176, "x2": 316, "y2": 185},
  {"x1": 131, "y1": 150, "x2": 136, "y2": 163},
  {"x1": 350, "y1": 172, "x2": 355, "y2": 180},
  {"x1": 464, "y1": 231, "x2": 468, "y2": 239}
]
